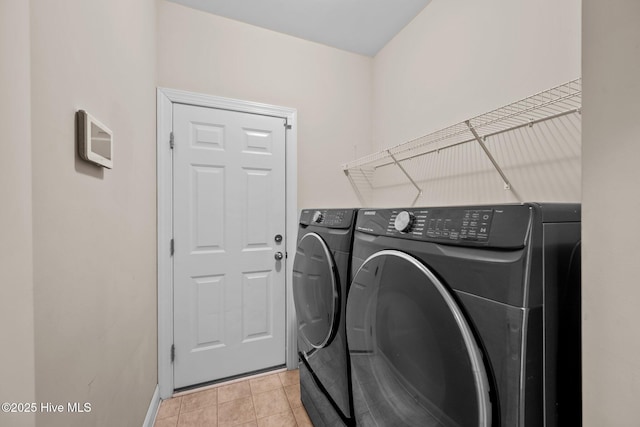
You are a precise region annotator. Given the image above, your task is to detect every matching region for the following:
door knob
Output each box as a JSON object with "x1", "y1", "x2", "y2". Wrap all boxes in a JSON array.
[{"x1": 274, "y1": 252, "x2": 284, "y2": 261}]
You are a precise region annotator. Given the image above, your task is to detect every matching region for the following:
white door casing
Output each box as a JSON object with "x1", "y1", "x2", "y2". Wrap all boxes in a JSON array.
[{"x1": 157, "y1": 89, "x2": 298, "y2": 397}]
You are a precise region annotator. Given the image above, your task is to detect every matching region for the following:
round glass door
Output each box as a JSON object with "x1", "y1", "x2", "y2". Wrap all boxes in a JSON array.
[
  {"x1": 346, "y1": 250, "x2": 491, "y2": 427},
  {"x1": 293, "y1": 232, "x2": 340, "y2": 351}
]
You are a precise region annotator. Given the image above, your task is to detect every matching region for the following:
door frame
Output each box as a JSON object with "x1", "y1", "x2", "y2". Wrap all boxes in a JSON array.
[{"x1": 156, "y1": 88, "x2": 298, "y2": 399}]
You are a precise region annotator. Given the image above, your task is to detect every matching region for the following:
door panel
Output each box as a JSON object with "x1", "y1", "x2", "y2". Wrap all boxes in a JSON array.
[
  {"x1": 242, "y1": 270, "x2": 272, "y2": 341},
  {"x1": 195, "y1": 275, "x2": 224, "y2": 347},
  {"x1": 192, "y1": 166, "x2": 224, "y2": 251},
  {"x1": 244, "y1": 169, "x2": 271, "y2": 247},
  {"x1": 173, "y1": 104, "x2": 286, "y2": 388}
]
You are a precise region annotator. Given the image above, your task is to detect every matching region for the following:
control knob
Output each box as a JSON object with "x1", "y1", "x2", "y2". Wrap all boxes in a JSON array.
[
  {"x1": 312, "y1": 210, "x2": 324, "y2": 223},
  {"x1": 394, "y1": 211, "x2": 415, "y2": 233}
]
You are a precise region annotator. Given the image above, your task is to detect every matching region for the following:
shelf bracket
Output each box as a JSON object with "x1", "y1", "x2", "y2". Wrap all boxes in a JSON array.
[
  {"x1": 388, "y1": 151, "x2": 422, "y2": 207},
  {"x1": 344, "y1": 168, "x2": 368, "y2": 207},
  {"x1": 465, "y1": 121, "x2": 514, "y2": 191}
]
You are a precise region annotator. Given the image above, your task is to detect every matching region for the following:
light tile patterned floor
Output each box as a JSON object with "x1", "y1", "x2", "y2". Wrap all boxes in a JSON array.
[{"x1": 154, "y1": 369, "x2": 313, "y2": 427}]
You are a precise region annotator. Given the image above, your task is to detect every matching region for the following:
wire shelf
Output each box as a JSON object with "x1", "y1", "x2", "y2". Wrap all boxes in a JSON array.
[{"x1": 342, "y1": 78, "x2": 582, "y2": 206}]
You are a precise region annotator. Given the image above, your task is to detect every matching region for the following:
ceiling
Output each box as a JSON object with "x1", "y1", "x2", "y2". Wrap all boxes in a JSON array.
[{"x1": 167, "y1": 0, "x2": 431, "y2": 57}]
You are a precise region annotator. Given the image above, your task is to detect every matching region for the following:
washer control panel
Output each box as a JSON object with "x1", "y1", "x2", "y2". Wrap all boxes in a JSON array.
[
  {"x1": 387, "y1": 208, "x2": 494, "y2": 242},
  {"x1": 300, "y1": 209, "x2": 355, "y2": 229},
  {"x1": 356, "y1": 205, "x2": 547, "y2": 249},
  {"x1": 355, "y1": 204, "x2": 538, "y2": 249},
  {"x1": 356, "y1": 207, "x2": 502, "y2": 246}
]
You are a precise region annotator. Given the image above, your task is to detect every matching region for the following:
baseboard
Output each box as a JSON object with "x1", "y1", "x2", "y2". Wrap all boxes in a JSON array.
[{"x1": 142, "y1": 384, "x2": 160, "y2": 427}]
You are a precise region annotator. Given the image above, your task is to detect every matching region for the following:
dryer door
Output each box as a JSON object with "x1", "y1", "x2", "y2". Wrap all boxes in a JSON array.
[
  {"x1": 347, "y1": 250, "x2": 492, "y2": 427},
  {"x1": 293, "y1": 232, "x2": 340, "y2": 354}
]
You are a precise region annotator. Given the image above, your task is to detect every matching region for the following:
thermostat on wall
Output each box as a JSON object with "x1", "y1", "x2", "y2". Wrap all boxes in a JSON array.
[{"x1": 77, "y1": 110, "x2": 113, "y2": 169}]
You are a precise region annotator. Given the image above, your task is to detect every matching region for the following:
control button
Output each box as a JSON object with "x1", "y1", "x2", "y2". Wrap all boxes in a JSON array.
[
  {"x1": 394, "y1": 211, "x2": 415, "y2": 233},
  {"x1": 312, "y1": 211, "x2": 324, "y2": 223}
]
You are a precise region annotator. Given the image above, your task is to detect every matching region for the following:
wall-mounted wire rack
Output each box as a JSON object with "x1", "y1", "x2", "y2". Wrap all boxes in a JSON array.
[{"x1": 342, "y1": 78, "x2": 582, "y2": 207}]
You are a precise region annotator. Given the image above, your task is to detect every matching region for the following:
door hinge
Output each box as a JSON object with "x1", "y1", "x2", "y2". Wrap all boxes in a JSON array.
[
  {"x1": 171, "y1": 344, "x2": 175, "y2": 363},
  {"x1": 284, "y1": 120, "x2": 292, "y2": 130},
  {"x1": 169, "y1": 131, "x2": 174, "y2": 149},
  {"x1": 170, "y1": 239, "x2": 174, "y2": 256}
]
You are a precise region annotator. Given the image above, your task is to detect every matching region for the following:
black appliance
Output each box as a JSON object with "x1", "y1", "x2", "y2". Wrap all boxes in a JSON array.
[
  {"x1": 346, "y1": 203, "x2": 581, "y2": 426},
  {"x1": 293, "y1": 208, "x2": 357, "y2": 426}
]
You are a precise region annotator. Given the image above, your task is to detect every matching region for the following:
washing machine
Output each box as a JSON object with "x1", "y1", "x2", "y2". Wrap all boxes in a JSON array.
[
  {"x1": 346, "y1": 203, "x2": 581, "y2": 426},
  {"x1": 293, "y1": 208, "x2": 357, "y2": 426}
]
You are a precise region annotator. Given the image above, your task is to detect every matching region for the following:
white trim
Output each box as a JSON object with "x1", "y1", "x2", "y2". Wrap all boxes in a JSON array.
[
  {"x1": 157, "y1": 89, "x2": 174, "y2": 399},
  {"x1": 284, "y1": 107, "x2": 299, "y2": 372},
  {"x1": 156, "y1": 88, "x2": 298, "y2": 399},
  {"x1": 142, "y1": 385, "x2": 160, "y2": 427},
  {"x1": 158, "y1": 88, "x2": 297, "y2": 120}
]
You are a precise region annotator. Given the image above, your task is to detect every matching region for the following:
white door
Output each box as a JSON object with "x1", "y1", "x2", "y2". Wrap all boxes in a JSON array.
[{"x1": 172, "y1": 103, "x2": 287, "y2": 388}]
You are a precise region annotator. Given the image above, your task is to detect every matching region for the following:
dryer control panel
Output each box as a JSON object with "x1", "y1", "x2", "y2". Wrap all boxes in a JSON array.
[
  {"x1": 356, "y1": 205, "x2": 532, "y2": 248},
  {"x1": 300, "y1": 209, "x2": 355, "y2": 229}
]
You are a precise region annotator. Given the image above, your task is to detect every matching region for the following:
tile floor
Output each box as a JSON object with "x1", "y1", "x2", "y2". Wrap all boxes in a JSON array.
[{"x1": 154, "y1": 369, "x2": 313, "y2": 427}]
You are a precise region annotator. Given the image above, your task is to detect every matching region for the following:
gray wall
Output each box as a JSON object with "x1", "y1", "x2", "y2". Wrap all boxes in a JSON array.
[
  {"x1": 157, "y1": 0, "x2": 372, "y2": 209},
  {"x1": 368, "y1": 0, "x2": 582, "y2": 206},
  {"x1": 582, "y1": 0, "x2": 640, "y2": 424},
  {"x1": 0, "y1": 1, "x2": 35, "y2": 426},
  {"x1": 29, "y1": 0, "x2": 158, "y2": 425}
]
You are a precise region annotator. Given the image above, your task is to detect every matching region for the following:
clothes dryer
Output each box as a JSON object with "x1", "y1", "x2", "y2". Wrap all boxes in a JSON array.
[
  {"x1": 347, "y1": 204, "x2": 581, "y2": 426},
  {"x1": 293, "y1": 208, "x2": 357, "y2": 426}
]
